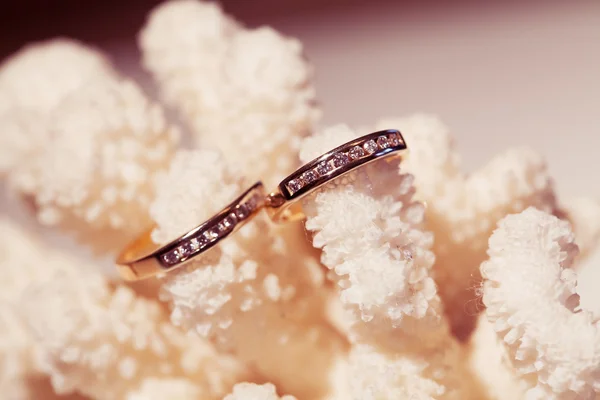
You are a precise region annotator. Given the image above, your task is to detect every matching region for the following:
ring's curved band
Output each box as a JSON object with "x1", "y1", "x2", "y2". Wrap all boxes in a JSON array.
[
  {"x1": 116, "y1": 182, "x2": 265, "y2": 280},
  {"x1": 266, "y1": 129, "x2": 407, "y2": 223}
]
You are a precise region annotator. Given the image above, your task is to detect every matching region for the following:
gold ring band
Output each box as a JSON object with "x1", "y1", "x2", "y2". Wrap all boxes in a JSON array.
[
  {"x1": 115, "y1": 182, "x2": 265, "y2": 280},
  {"x1": 266, "y1": 129, "x2": 407, "y2": 223}
]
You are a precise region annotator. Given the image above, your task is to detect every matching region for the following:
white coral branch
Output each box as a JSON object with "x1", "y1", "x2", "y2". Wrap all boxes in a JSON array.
[
  {"x1": 345, "y1": 344, "x2": 445, "y2": 400},
  {"x1": 10, "y1": 228, "x2": 245, "y2": 399},
  {"x1": 0, "y1": 39, "x2": 115, "y2": 115},
  {"x1": 223, "y1": 383, "x2": 297, "y2": 400},
  {"x1": 16, "y1": 78, "x2": 177, "y2": 250},
  {"x1": 0, "y1": 219, "x2": 58, "y2": 400},
  {"x1": 0, "y1": 39, "x2": 115, "y2": 176},
  {"x1": 481, "y1": 207, "x2": 600, "y2": 399},
  {"x1": 0, "y1": 40, "x2": 178, "y2": 251},
  {"x1": 139, "y1": 0, "x2": 319, "y2": 187},
  {"x1": 301, "y1": 124, "x2": 438, "y2": 329},
  {"x1": 299, "y1": 125, "x2": 479, "y2": 400},
  {"x1": 375, "y1": 114, "x2": 559, "y2": 337}
]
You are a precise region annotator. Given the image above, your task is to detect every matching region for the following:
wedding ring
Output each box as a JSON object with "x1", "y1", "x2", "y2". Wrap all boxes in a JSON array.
[
  {"x1": 266, "y1": 129, "x2": 407, "y2": 223},
  {"x1": 116, "y1": 182, "x2": 265, "y2": 280}
]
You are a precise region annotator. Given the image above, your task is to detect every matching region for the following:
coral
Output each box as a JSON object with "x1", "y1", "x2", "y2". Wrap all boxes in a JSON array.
[
  {"x1": 223, "y1": 383, "x2": 297, "y2": 400},
  {"x1": 151, "y1": 150, "x2": 347, "y2": 399},
  {"x1": 375, "y1": 115, "x2": 559, "y2": 338},
  {"x1": 300, "y1": 124, "x2": 480, "y2": 400},
  {"x1": 139, "y1": 0, "x2": 319, "y2": 187},
  {"x1": 301, "y1": 125, "x2": 438, "y2": 329},
  {"x1": 16, "y1": 78, "x2": 178, "y2": 250},
  {"x1": 481, "y1": 207, "x2": 600, "y2": 399},
  {"x1": 3, "y1": 218, "x2": 245, "y2": 400},
  {"x1": 0, "y1": 39, "x2": 115, "y2": 176},
  {"x1": 0, "y1": 218, "x2": 57, "y2": 400},
  {"x1": 344, "y1": 343, "x2": 445, "y2": 400},
  {"x1": 34, "y1": 78, "x2": 178, "y2": 234},
  {"x1": 0, "y1": 39, "x2": 178, "y2": 251}
]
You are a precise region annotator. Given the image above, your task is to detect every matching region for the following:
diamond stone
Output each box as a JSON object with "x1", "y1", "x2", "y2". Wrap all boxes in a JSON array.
[
  {"x1": 332, "y1": 153, "x2": 349, "y2": 168},
  {"x1": 195, "y1": 234, "x2": 208, "y2": 247},
  {"x1": 245, "y1": 198, "x2": 255, "y2": 212},
  {"x1": 348, "y1": 145, "x2": 365, "y2": 160},
  {"x1": 388, "y1": 133, "x2": 400, "y2": 146},
  {"x1": 287, "y1": 178, "x2": 303, "y2": 194},
  {"x1": 301, "y1": 169, "x2": 318, "y2": 184},
  {"x1": 203, "y1": 229, "x2": 219, "y2": 241},
  {"x1": 228, "y1": 212, "x2": 238, "y2": 224},
  {"x1": 234, "y1": 204, "x2": 249, "y2": 219},
  {"x1": 363, "y1": 140, "x2": 378, "y2": 154},
  {"x1": 180, "y1": 238, "x2": 200, "y2": 257},
  {"x1": 377, "y1": 136, "x2": 390, "y2": 149},
  {"x1": 220, "y1": 215, "x2": 236, "y2": 232},
  {"x1": 217, "y1": 222, "x2": 228, "y2": 234},
  {"x1": 161, "y1": 249, "x2": 180, "y2": 265},
  {"x1": 246, "y1": 194, "x2": 260, "y2": 211},
  {"x1": 316, "y1": 161, "x2": 333, "y2": 176},
  {"x1": 224, "y1": 214, "x2": 236, "y2": 227}
]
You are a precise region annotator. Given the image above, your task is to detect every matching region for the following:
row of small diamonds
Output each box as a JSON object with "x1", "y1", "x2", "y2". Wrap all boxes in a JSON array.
[
  {"x1": 286, "y1": 131, "x2": 403, "y2": 195},
  {"x1": 160, "y1": 193, "x2": 262, "y2": 267}
]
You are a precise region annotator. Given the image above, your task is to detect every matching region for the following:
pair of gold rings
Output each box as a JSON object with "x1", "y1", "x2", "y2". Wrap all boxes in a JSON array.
[{"x1": 116, "y1": 129, "x2": 407, "y2": 280}]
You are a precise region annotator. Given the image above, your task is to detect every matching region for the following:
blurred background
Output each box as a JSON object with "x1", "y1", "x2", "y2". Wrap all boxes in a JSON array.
[{"x1": 1, "y1": 0, "x2": 600, "y2": 302}]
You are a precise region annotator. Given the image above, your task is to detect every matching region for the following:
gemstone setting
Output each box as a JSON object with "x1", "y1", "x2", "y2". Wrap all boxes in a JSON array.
[
  {"x1": 363, "y1": 140, "x2": 378, "y2": 154},
  {"x1": 180, "y1": 238, "x2": 200, "y2": 257},
  {"x1": 377, "y1": 136, "x2": 389, "y2": 149},
  {"x1": 316, "y1": 161, "x2": 333, "y2": 176},
  {"x1": 162, "y1": 249, "x2": 180, "y2": 265},
  {"x1": 332, "y1": 153, "x2": 349, "y2": 168},
  {"x1": 204, "y1": 229, "x2": 218, "y2": 241},
  {"x1": 348, "y1": 145, "x2": 365, "y2": 160},
  {"x1": 234, "y1": 204, "x2": 249, "y2": 219},
  {"x1": 301, "y1": 169, "x2": 318, "y2": 184},
  {"x1": 287, "y1": 179, "x2": 303, "y2": 194}
]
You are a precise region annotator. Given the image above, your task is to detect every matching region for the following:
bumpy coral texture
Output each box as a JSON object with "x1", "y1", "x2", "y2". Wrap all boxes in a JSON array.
[
  {"x1": 223, "y1": 383, "x2": 297, "y2": 400},
  {"x1": 0, "y1": 219, "x2": 57, "y2": 400},
  {"x1": 139, "y1": 0, "x2": 319, "y2": 187},
  {"x1": 21, "y1": 78, "x2": 178, "y2": 250},
  {"x1": 5, "y1": 219, "x2": 245, "y2": 400},
  {"x1": 300, "y1": 125, "x2": 480, "y2": 400},
  {"x1": 0, "y1": 39, "x2": 115, "y2": 176},
  {"x1": 0, "y1": 39, "x2": 178, "y2": 251},
  {"x1": 375, "y1": 115, "x2": 559, "y2": 338},
  {"x1": 300, "y1": 125, "x2": 437, "y2": 329},
  {"x1": 481, "y1": 207, "x2": 600, "y2": 400},
  {"x1": 151, "y1": 150, "x2": 346, "y2": 399}
]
